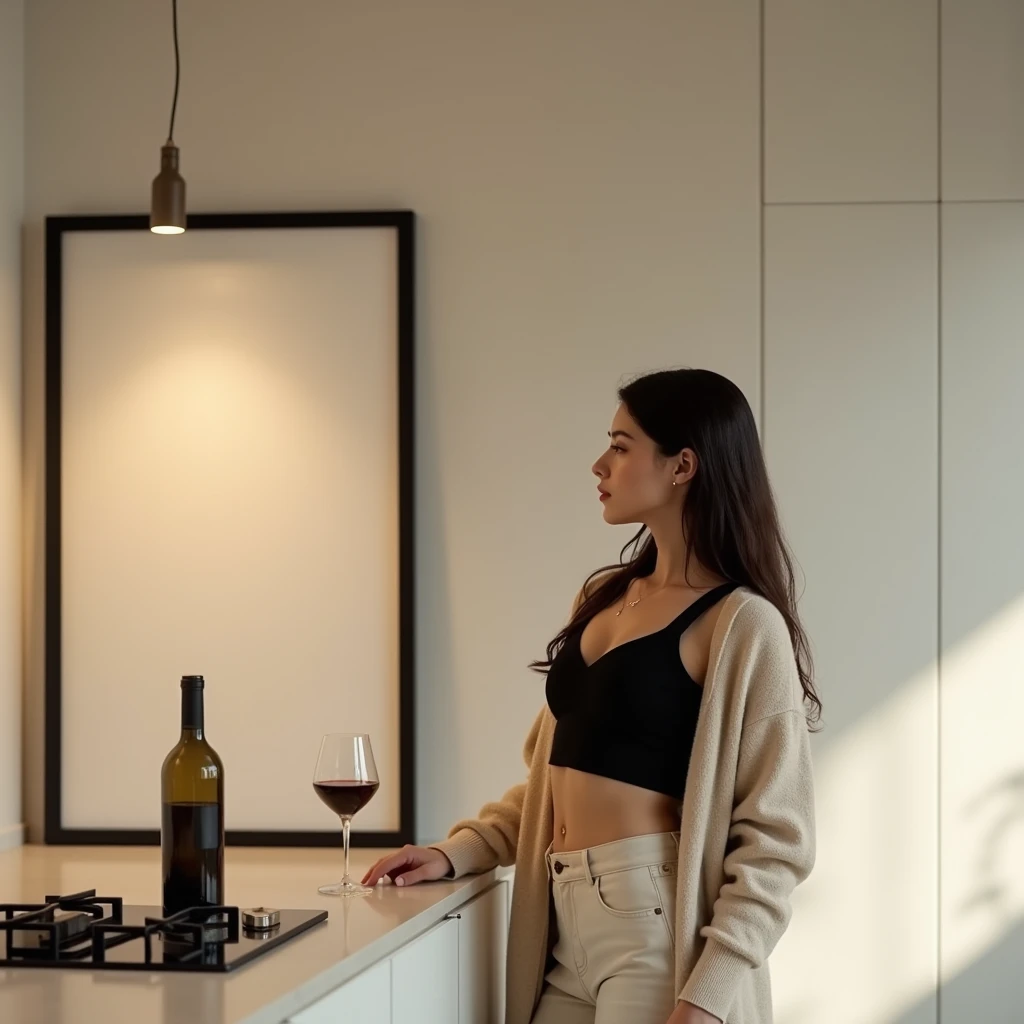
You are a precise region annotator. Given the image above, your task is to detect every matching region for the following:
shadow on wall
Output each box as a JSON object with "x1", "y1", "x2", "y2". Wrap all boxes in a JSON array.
[
  {"x1": 962, "y1": 771, "x2": 1024, "y2": 921},
  {"x1": 894, "y1": 768, "x2": 1024, "y2": 1024},
  {"x1": 772, "y1": 587, "x2": 1024, "y2": 1024},
  {"x1": 776, "y1": 765, "x2": 1024, "y2": 1024},
  {"x1": 890, "y1": 921, "x2": 1024, "y2": 1024}
]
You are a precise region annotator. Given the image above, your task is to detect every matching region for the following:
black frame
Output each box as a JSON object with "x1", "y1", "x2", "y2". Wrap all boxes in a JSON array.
[{"x1": 44, "y1": 211, "x2": 416, "y2": 848}]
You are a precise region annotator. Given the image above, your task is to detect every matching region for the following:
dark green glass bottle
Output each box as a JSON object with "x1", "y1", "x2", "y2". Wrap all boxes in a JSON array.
[{"x1": 160, "y1": 675, "x2": 225, "y2": 915}]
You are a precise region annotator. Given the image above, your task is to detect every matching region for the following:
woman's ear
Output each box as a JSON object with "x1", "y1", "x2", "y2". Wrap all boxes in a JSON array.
[{"x1": 672, "y1": 448, "x2": 699, "y2": 486}]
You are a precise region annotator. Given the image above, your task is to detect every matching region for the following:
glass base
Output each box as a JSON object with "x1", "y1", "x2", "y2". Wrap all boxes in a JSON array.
[{"x1": 318, "y1": 878, "x2": 374, "y2": 897}]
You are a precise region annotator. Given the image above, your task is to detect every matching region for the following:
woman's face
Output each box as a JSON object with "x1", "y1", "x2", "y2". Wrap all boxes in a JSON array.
[{"x1": 591, "y1": 404, "x2": 690, "y2": 526}]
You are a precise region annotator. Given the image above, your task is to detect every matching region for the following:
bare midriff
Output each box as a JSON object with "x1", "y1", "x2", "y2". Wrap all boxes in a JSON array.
[
  {"x1": 550, "y1": 765, "x2": 681, "y2": 853},
  {"x1": 547, "y1": 578, "x2": 731, "y2": 853}
]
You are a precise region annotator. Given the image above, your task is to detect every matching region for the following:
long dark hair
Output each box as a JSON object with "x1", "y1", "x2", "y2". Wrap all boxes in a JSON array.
[{"x1": 529, "y1": 368, "x2": 822, "y2": 730}]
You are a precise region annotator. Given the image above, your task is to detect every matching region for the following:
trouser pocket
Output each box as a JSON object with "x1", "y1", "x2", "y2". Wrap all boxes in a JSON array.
[{"x1": 592, "y1": 864, "x2": 665, "y2": 918}]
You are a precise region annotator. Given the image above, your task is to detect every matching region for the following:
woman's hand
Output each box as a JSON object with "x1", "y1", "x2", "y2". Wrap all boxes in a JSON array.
[
  {"x1": 666, "y1": 1001, "x2": 722, "y2": 1024},
  {"x1": 361, "y1": 845, "x2": 454, "y2": 887}
]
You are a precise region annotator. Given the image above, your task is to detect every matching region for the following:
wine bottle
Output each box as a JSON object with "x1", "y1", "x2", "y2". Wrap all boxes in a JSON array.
[{"x1": 160, "y1": 674, "x2": 225, "y2": 915}]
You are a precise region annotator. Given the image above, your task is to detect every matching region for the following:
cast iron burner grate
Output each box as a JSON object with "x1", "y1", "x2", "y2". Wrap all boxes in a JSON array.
[{"x1": 0, "y1": 888, "x2": 327, "y2": 972}]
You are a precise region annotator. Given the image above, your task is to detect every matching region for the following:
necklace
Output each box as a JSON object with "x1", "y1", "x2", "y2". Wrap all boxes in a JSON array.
[{"x1": 616, "y1": 579, "x2": 644, "y2": 616}]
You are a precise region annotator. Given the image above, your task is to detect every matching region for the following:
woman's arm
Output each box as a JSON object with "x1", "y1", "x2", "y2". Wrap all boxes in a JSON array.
[{"x1": 679, "y1": 603, "x2": 817, "y2": 1020}]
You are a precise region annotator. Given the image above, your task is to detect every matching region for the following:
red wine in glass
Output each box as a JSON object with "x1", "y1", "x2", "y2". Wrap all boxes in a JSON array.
[
  {"x1": 313, "y1": 780, "x2": 380, "y2": 817},
  {"x1": 313, "y1": 734, "x2": 379, "y2": 897}
]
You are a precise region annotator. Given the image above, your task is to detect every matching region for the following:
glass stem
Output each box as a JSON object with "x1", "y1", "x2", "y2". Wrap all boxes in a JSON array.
[{"x1": 341, "y1": 815, "x2": 352, "y2": 884}]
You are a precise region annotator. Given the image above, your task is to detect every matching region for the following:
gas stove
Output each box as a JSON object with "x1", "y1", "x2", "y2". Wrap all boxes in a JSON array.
[{"x1": 0, "y1": 889, "x2": 327, "y2": 972}]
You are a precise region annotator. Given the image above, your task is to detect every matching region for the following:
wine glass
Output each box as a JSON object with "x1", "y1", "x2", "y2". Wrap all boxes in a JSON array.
[{"x1": 313, "y1": 733, "x2": 380, "y2": 897}]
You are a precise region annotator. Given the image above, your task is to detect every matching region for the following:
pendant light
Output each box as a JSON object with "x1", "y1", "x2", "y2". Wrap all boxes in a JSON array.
[{"x1": 150, "y1": 0, "x2": 185, "y2": 234}]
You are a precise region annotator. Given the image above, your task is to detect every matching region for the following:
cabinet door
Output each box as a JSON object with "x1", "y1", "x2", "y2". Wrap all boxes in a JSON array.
[
  {"x1": 457, "y1": 881, "x2": 509, "y2": 1024},
  {"x1": 391, "y1": 917, "x2": 459, "y2": 1024},
  {"x1": 765, "y1": 0, "x2": 937, "y2": 201},
  {"x1": 764, "y1": 204, "x2": 938, "y2": 1023},
  {"x1": 289, "y1": 958, "x2": 391, "y2": 1024}
]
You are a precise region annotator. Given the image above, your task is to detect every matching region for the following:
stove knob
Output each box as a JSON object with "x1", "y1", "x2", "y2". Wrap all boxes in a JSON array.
[{"x1": 241, "y1": 907, "x2": 280, "y2": 931}]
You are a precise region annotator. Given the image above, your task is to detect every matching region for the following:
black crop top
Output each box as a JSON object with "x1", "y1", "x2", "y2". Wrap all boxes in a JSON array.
[{"x1": 545, "y1": 582, "x2": 739, "y2": 801}]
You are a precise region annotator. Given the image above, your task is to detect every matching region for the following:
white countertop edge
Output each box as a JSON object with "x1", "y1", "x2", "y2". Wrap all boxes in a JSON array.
[{"x1": 239, "y1": 869, "x2": 506, "y2": 1024}]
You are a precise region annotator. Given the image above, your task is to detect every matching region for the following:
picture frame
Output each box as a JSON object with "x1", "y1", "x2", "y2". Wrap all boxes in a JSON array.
[{"x1": 43, "y1": 210, "x2": 416, "y2": 847}]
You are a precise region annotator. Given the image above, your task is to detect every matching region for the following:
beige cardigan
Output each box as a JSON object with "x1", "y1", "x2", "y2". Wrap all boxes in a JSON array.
[{"x1": 429, "y1": 587, "x2": 816, "y2": 1024}]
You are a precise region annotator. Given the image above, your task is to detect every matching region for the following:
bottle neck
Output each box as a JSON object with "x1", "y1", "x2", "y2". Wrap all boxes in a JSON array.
[{"x1": 180, "y1": 686, "x2": 205, "y2": 739}]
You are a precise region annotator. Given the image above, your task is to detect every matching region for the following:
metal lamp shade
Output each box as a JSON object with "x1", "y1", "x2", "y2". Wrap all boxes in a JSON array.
[{"x1": 150, "y1": 144, "x2": 186, "y2": 234}]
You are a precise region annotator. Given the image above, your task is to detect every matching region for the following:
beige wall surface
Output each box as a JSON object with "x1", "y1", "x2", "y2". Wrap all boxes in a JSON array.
[{"x1": 14, "y1": 0, "x2": 1024, "y2": 1018}]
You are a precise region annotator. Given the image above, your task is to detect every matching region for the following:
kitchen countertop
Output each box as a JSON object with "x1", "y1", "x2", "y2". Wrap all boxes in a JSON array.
[{"x1": 0, "y1": 843, "x2": 504, "y2": 1024}]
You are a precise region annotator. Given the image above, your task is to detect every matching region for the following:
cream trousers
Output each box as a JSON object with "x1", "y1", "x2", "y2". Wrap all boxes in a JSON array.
[{"x1": 530, "y1": 831, "x2": 681, "y2": 1024}]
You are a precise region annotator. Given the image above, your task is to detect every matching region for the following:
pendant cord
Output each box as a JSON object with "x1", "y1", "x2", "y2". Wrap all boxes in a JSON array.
[{"x1": 167, "y1": 0, "x2": 180, "y2": 143}]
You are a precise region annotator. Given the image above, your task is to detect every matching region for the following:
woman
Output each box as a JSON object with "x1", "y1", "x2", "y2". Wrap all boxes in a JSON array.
[{"x1": 363, "y1": 368, "x2": 820, "y2": 1024}]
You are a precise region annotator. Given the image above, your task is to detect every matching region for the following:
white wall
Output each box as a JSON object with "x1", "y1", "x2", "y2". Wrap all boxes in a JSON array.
[
  {"x1": 939, "y1": 1, "x2": 1024, "y2": 1000},
  {"x1": 763, "y1": 2, "x2": 1024, "y2": 1022},
  {"x1": 765, "y1": 204, "x2": 939, "y2": 1024},
  {"x1": 18, "y1": 0, "x2": 1024, "y2": 1018},
  {"x1": 0, "y1": 0, "x2": 24, "y2": 853},
  {"x1": 940, "y1": 203, "x2": 1024, "y2": 1024},
  {"x1": 765, "y1": 0, "x2": 938, "y2": 202},
  {"x1": 763, "y1": 7, "x2": 941, "y2": 1022},
  {"x1": 21, "y1": 0, "x2": 760, "y2": 845}
]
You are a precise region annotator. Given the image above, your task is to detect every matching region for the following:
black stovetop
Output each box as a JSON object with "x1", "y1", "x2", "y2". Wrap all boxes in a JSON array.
[{"x1": 0, "y1": 890, "x2": 327, "y2": 972}]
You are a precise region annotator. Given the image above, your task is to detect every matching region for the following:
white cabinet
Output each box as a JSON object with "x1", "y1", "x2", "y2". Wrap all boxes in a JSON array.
[
  {"x1": 457, "y1": 881, "x2": 509, "y2": 1024},
  {"x1": 942, "y1": 0, "x2": 1024, "y2": 200},
  {"x1": 391, "y1": 917, "x2": 460, "y2": 1024},
  {"x1": 289, "y1": 958, "x2": 391, "y2": 1024},
  {"x1": 764, "y1": 203, "x2": 939, "y2": 1024},
  {"x1": 765, "y1": 0, "x2": 937, "y2": 201},
  {"x1": 939, "y1": 203, "x2": 1024, "y2": 1023},
  {"x1": 286, "y1": 881, "x2": 510, "y2": 1024}
]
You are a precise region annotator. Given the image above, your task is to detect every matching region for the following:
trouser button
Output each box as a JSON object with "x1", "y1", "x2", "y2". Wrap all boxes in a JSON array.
[{"x1": 553, "y1": 861, "x2": 564, "y2": 874}]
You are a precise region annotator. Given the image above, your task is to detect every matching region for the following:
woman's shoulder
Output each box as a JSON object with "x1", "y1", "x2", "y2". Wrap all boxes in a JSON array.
[
  {"x1": 721, "y1": 587, "x2": 790, "y2": 640},
  {"x1": 713, "y1": 587, "x2": 802, "y2": 718}
]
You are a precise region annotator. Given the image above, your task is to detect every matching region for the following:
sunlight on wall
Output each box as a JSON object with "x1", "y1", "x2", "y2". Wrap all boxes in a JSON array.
[
  {"x1": 771, "y1": 595, "x2": 1024, "y2": 1024},
  {"x1": 771, "y1": 661, "x2": 938, "y2": 1024},
  {"x1": 941, "y1": 593, "x2": 1024, "y2": 987}
]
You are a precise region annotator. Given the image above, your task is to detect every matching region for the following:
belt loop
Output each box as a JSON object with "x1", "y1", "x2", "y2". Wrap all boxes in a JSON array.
[{"x1": 582, "y1": 849, "x2": 594, "y2": 886}]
